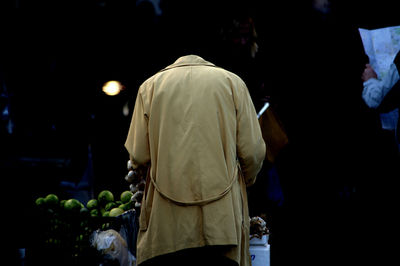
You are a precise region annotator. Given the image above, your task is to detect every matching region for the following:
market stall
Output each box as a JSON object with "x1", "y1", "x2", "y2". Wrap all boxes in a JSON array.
[{"x1": 27, "y1": 190, "x2": 138, "y2": 266}]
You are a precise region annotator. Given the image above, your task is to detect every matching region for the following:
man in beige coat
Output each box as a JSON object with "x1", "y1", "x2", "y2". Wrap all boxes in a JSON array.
[{"x1": 125, "y1": 55, "x2": 265, "y2": 266}]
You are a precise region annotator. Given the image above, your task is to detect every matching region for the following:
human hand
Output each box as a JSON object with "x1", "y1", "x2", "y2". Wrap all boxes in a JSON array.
[{"x1": 362, "y1": 64, "x2": 378, "y2": 82}]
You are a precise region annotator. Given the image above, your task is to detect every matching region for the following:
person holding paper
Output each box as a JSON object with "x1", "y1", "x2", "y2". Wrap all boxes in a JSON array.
[
  {"x1": 361, "y1": 52, "x2": 400, "y2": 110},
  {"x1": 359, "y1": 50, "x2": 400, "y2": 264},
  {"x1": 361, "y1": 51, "x2": 400, "y2": 144}
]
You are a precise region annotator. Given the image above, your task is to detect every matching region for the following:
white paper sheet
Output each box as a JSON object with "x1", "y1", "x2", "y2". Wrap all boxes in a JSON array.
[{"x1": 359, "y1": 26, "x2": 400, "y2": 79}]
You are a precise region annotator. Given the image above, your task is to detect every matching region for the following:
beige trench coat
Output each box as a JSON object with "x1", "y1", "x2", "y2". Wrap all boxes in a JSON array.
[{"x1": 125, "y1": 55, "x2": 265, "y2": 265}]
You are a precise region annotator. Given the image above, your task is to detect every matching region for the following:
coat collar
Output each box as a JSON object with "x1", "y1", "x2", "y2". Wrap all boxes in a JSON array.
[{"x1": 161, "y1": 55, "x2": 216, "y2": 72}]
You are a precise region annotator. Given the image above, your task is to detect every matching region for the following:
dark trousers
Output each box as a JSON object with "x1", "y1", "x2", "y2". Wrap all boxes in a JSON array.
[{"x1": 139, "y1": 246, "x2": 238, "y2": 266}]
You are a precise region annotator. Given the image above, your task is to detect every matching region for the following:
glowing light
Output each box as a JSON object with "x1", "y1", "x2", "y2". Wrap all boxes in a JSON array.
[{"x1": 102, "y1": 80, "x2": 123, "y2": 96}]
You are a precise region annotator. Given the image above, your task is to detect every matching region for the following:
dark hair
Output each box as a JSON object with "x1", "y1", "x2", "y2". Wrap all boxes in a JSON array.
[{"x1": 158, "y1": 12, "x2": 220, "y2": 63}]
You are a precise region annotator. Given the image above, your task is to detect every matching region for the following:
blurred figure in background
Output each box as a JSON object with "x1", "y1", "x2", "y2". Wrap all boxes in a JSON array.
[
  {"x1": 264, "y1": 1, "x2": 369, "y2": 265},
  {"x1": 359, "y1": 51, "x2": 400, "y2": 264},
  {"x1": 361, "y1": 52, "x2": 400, "y2": 147}
]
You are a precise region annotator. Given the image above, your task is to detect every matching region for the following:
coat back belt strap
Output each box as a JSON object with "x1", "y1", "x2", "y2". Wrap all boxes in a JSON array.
[{"x1": 149, "y1": 165, "x2": 238, "y2": 207}]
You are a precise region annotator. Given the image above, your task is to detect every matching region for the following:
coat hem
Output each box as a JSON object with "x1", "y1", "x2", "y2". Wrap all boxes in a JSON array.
[{"x1": 137, "y1": 238, "x2": 238, "y2": 265}]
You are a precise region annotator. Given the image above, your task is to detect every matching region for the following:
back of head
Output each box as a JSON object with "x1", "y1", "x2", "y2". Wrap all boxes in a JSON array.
[{"x1": 157, "y1": 0, "x2": 224, "y2": 63}]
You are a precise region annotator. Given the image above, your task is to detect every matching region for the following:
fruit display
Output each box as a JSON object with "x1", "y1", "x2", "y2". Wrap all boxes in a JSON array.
[{"x1": 31, "y1": 189, "x2": 137, "y2": 265}]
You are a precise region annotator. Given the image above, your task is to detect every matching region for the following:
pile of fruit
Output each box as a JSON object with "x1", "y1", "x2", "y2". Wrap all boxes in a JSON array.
[
  {"x1": 35, "y1": 190, "x2": 134, "y2": 218},
  {"x1": 86, "y1": 190, "x2": 135, "y2": 218},
  {"x1": 32, "y1": 190, "x2": 135, "y2": 264}
]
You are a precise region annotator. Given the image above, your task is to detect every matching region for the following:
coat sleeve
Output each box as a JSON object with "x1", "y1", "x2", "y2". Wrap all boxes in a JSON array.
[
  {"x1": 235, "y1": 78, "x2": 266, "y2": 186},
  {"x1": 362, "y1": 62, "x2": 400, "y2": 109},
  {"x1": 125, "y1": 89, "x2": 151, "y2": 167}
]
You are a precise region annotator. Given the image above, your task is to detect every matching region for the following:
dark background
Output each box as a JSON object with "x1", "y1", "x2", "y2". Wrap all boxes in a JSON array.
[{"x1": 1, "y1": 0, "x2": 399, "y2": 265}]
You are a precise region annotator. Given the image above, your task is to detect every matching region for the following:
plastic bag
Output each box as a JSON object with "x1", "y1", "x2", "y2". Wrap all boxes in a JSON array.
[{"x1": 91, "y1": 229, "x2": 136, "y2": 266}]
